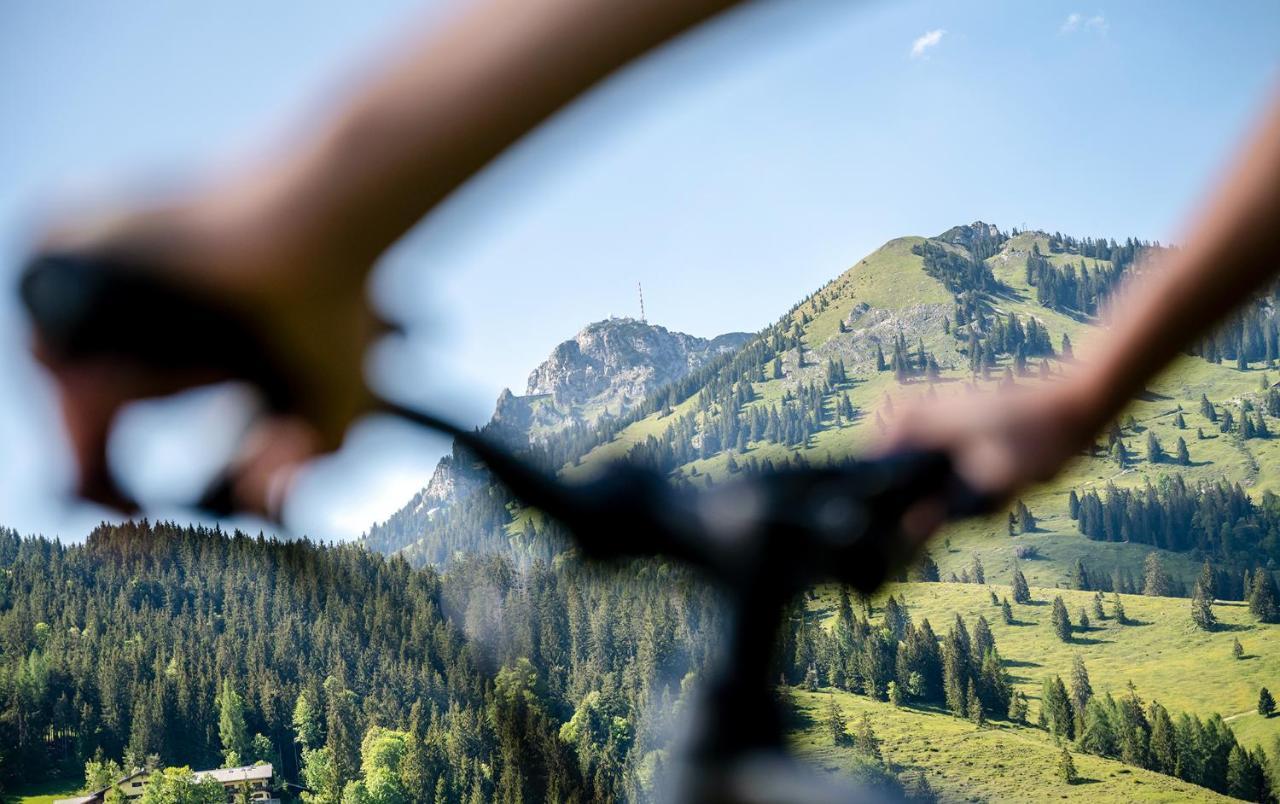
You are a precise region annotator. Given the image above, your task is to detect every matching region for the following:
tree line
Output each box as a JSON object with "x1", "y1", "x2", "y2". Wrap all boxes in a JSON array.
[
  {"x1": 1039, "y1": 656, "x2": 1274, "y2": 801},
  {"x1": 1069, "y1": 475, "x2": 1280, "y2": 573},
  {"x1": 0, "y1": 523, "x2": 589, "y2": 802}
]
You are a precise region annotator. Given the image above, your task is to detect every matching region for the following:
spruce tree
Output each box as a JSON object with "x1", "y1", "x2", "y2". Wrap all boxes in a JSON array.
[
  {"x1": 1226, "y1": 744, "x2": 1267, "y2": 802},
  {"x1": 888, "y1": 680, "x2": 903, "y2": 708},
  {"x1": 1068, "y1": 656, "x2": 1093, "y2": 736},
  {"x1": 852, "y1": 713, "x2": 882, "y2": 761},
  {"x1": 1142, "y1": 552, "x2": 1172, "y2": 597},
  {"x1": 1147, "y1": 702, "x2": 1177, "y2": 775},
  {"x1": 217, "y1": 679, "x2": 249, "y2": 767},
  {"x1": 1091, "y1": 591, "x2": 1106, "y2": 622},
  {"x1": 1146, "y1": 431, "x2": 1164, "y2": 463},
  {"x1": 1001, "y1": 598, "x2": 1013, "y2": 625},
  {"x1": 1200, "y1": 394, "x2": 1217, "y2": 422},
  {"x1": 824, "y1": 695, "x2": 849, "y2": 745},
  {"x1": 1112, "y1": 592, "x2": 1129, "y2": 625},
  {"x1": 1012, "y1": 568, "x2": 1032, "y2": 604},
  {"x1": 1175, "y1": 436, "x2": 1191, "y2": 466},
  {"x1": 1050, "y1": 596, "x2": 1072, "y2": 642},
  {"x1": 1007, "y1": 691, "x2": 1028, "y2": 724},
  {"x1": 1191, "y1": 581, "x2": 1216, "y2": 631},
  {"x1": 967, "y1": 679, "x2": 985, "y2": 726},
  {"x1": 1249, "y1": 570, "x2": 1280, "y2": 623},
  {"x1": 1232, "y1": 637, "x2": 1244, "y2": 660},
  {"x1": 1042, "y1": 677, "x2": 1074, "y2": 739},
  {"x1": 1260, "y1": 687, "x2": 1276, "y2": 717},
  {"x1": 1057, "y1": 745, "x2": 1078, "y2": 784}
]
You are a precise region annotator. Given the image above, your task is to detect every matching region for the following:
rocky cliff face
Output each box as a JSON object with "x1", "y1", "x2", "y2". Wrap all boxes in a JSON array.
[
  {"x1": 362, "y1": 318, "x2": 752, "y2": 556},
  {"x1": 526, "y1": 318, "x2": 751, "y2": 410}
]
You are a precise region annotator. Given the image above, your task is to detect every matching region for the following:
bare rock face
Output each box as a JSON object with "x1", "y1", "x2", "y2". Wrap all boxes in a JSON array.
[
  {"x1": 525, "y1": 318, "x2": 751, "y2": 410},
  {"x1": 362, "y1": 318, "x2": 752, "y2": 556}
]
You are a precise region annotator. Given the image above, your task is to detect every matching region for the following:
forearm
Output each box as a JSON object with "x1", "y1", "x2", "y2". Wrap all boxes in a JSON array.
[
  {"x1": 253, "y1": 0, "x2": 737, "y2": 275},
  {"x1": 1067, "y1": 92, "x2": 1280, "y2": 432}
]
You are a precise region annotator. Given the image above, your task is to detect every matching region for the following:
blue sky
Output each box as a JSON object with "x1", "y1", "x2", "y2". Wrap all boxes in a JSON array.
[{"x1": 1, "y1": 1, "x2": 1277, "y2": 542}]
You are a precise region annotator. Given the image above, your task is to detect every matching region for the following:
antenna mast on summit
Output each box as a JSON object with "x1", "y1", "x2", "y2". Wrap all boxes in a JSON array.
[{"x1": 638, "y1": 281, "x2": 646, "y2": 323}]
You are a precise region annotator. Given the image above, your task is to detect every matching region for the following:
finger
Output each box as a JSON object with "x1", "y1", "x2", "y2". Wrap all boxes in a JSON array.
[
  {"x1": 40, "y1": 354, "x2": 142, "y2": 512},
  {"x1": 221, "y1": 416, "x2": 322, "y2": 520}
]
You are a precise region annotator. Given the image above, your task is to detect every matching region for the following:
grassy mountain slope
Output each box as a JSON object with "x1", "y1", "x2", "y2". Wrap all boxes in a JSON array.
[
  {"x1": 374, "y1": 221, "x2": 1279, "y2": 800},
  {"x1": 812, "y1": 582, "x2": 1279, "y2": 752},
  {"x1": 570, "y1": 224, "x2": 1274, "y2": 589},
  {"x1": 791, "y1": 689, "x2": 1236, "y2": 802}
]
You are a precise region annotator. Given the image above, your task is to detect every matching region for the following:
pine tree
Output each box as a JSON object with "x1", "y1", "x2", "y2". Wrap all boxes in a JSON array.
[
  {"x1": 967, "y1": 679, "x2": 986, "y2": 726},
  {"x1": 324, "y1": 679, "x2": 361, "y2": 791},
  {"x1": 1175, "y1": 436, "x2": 1191, "y2": 466},
  {"x1": 1008, "y1": 691, "x2": 1028, "y2": 724},
  {"x1": 1110, "y1": 438, "x2": 1128, "y2": 467},
  {"x1": 1050, "y1": 596, "x2": 1072, "y2": 642},
  {"x1": 1070, "y1": 559, "x2": 1091, "y2": 590},
  {"x1": 1012, "y1": 568, "x2": 1032, "y2": 604},
  {"x1": 1260, "y1": 687, "x2": 1276, "y2": 717},
  {"x1": 852, "y1": 713, "x2": 882, "y2": 761},
  {"x1": 1146, "y1": 431, "x2": 1164, "y2": 463},
  {"x1": 217, "y1": 679, "x2": 249, "y2": 767},
  {"x1": 1226, "y1": 744, "x2": 1267, "y2": 802},
  {"x1": 1200, "y1": 394, "x2": 1217, "y2": 422},
  {"x1": 1057, "y1": 745, "x2": 1078, "y2": 784},
  {"x1": 1069, "y1": 656, "x2": 1093, "y2": 737},
  {"x1": 1142, "y1": 552, "x2": 1172, "y2": 597},
  {"x1": 824, "y1": 695, "x2": 849, "y2": 745},
  {"x1": 1191, "y1": 581, "x2": 1216, "y2": 631},
  {"x1": 1112, "y1": 592, "x2": 1129, "y2": 625},
  {"x1": 1042, "y1": 677, "x2": 1074, "y2": 739},
  {"x1": 1249, "y1": 570, "x2": 1280, "y2": 623},
  {"x1": 400, "y1": 702, "x2": 431, "y2": 803},
  {"x1": 904, "y1": 772, "x2": 938, "y2": 804},
  {"x1": 1147, "y1": 701, "x2": 1177, "y2": 775}
]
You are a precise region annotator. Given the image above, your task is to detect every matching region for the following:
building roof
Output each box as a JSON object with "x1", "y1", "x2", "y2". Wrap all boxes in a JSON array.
[
  {"x1": 52, "y1": 762, "x2": 273, "y2": 804},
  {"x1": 194, "y1": 763, "x2": 274, "y2": 784}
]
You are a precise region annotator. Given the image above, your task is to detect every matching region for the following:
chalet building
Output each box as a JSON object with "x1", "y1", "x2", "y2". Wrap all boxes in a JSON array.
[{"x1": 54, "y1": 763, "x2": 277, "y2": 804}]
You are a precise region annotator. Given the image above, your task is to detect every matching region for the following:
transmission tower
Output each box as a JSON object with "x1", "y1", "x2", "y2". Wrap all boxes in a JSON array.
[{"x1": 638, "y1": 282, "x2": 646, "y2": 323}]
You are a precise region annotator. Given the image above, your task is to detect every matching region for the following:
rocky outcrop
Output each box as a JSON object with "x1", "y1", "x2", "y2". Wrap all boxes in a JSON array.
[
  {"x1": 361, "y1": 318, "x2": 752, "y2": 556},
  {"x1": 525, "y1": 318, "x2": 751, "y2": 410}
]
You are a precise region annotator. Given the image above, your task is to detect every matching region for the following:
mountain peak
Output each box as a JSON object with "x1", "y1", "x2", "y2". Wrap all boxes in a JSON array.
[
  {"x1": 525, "y1": 317, "x2": 751, "y2": 406},
  {"x1": 935, "y1": 221, "x2": 1003, "y2": 249}
]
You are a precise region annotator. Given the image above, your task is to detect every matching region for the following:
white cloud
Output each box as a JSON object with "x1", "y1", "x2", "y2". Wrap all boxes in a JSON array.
[
  {"x1": 910, "y1": 29, "x2": 945, "y2": 59},
  {"x1": 1061, "y1": 12, "x2": 1107, "y2": 34}
]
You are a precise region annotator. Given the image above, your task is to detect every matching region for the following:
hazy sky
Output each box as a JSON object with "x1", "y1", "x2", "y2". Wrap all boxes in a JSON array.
[{"x1": 1, "y1": 1, "x2": 1277, "y2": 542}]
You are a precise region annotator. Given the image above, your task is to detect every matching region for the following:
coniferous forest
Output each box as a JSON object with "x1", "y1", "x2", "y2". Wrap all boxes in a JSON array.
[{"x1": 3, "y1": 223, "x2": 1280, "y2": 803}]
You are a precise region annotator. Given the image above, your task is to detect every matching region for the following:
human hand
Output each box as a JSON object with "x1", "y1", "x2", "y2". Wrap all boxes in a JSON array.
[
  {"x1": 22, "y1": 193, "x2": 386, "y2": 519},
  {"x1": 872, "y1": 382, "x2": 1099, "y2": 543}
]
